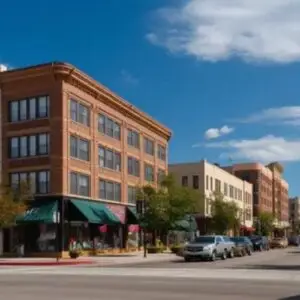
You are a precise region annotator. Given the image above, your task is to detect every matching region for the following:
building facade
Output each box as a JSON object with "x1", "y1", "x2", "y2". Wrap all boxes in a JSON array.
[
  {"x1": 289, "y1": 197, "x2": 300, "y2": 234},
  {"x1": 169, "y1": 160, "x2": 254, "y2": 230},
  {"x1": 0, "y1": 62, "x2": 171, "y2": 255},
  {"x1": 226, "y1": 162, "x2": 289, "y2": 229}
]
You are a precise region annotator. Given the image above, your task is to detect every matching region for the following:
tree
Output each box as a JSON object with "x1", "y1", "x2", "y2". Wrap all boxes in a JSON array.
[
  {"x1": 254, "y1": 212, "x2": 274, "y2": 236},
  {"x1": 137, "y1": 174, "x2": 203, "y2": 234},
  {"x1": 209, "y1": 193, "x2": 240, "y2": 235},
  {"x1": 0, "y1": 181, "x2": 30, "y2": 228}
]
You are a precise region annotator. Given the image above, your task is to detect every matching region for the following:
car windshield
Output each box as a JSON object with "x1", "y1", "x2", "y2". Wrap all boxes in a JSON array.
[
  {"x1": 191, "y1": 236, "x2": 215, "y2": 244},
  {"x1": 230, "y1": 237, "x2": 244, "y2": 243},
  {"x1": 250, "y1": 236, "x2": 261, "y2": 241}
]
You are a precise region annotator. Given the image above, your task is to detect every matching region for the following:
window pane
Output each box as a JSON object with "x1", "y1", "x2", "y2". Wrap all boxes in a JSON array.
[
  {"x1": 38, "y1": 171, "x2": 48, "y2": 194},
  {"x1": 29, "y1": 98, "x2": 36, "y2": 119},
  {"x1": 114, "y1": 123, "x2": 121, "y2": 140},
  {"x1": 114, "y1": 183, "x2": 121, "y2": 202},
  {"x1": 79, "y1": 175, "x2": 89, "y2": 196},
  {"x1": 70, "y1": 100, "x2": 77, "y2": 122},
  {"x1": 10, "y1": 173, "x2": 19, "y2": 190},
  {"x1": 10, "y1": 101, "x2": 19, "y2": 122},
  {"x1": 114, "y1": 152, "x2": 121, "y2": 171},
  {"x1": 29, "y1": 135, "x2": 36, "y2": 156},
  {"x1": 70, "y1": 172, "x2": 77, "y2": 194},
  {"x1": 106, "y1": 118, "x2": 114, "y2": 137},
  {"x1": 20, "y1": 173, "x2": 27, "y2": 183},
  {"x1": 98, "y1": 114, "x2": 105, "y2": 133},
  {"x1": 106, "y1": 181, "x2": 113, "y2": 200},
  {"x1": 38, "y1": 133, "x2": 48, "y2": 155},
  {"x1": 10, "y1": 137, "x2": 19, "y2": 158},
  {"x1": 29, "y1": 172, "x2": 36, "y2": 194},
  {"x1": 38, "y1": 96, "x2": 48, "y2": 118},
  {"x1": 79, "y1": 139, "x2": 89, "y2": 161},
  {"x1": 99, "y1": 180, "x2": 105, "y2": 199},
  {"x1": 20, "y1": 100, "x2": 27, "y2": 121},
  {"x1": 78, "y1": 104, "x2": 89, "y2": 126},
  {"x1": 20, "y1": 136, "x2": 28, "y2": 157},
  {"x1": 106, "y1": 149, "x2": 113, "y2": 169},
  {"x1": 98, "y1": 147, "x2": 105, "y2": 167},
  {"x1": 70, "y1": 136, "x2": 77, "y2": 158}
]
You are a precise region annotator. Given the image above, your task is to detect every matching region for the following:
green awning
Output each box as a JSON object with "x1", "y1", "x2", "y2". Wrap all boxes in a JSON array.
[
  {"x1": 172, "y1": 215, "x2": 197, "y2": 232},
  {"x1": 16, "y1": 200, "x2": 58, "y2": 224},
  {"x1": 70, "y1": 199, "x2": 120, "y2": 225},
  {"x1": 127, "y1": 206, "x2": 138, "y2": 224},
  {"x1": 70, "y1": 199, "x2": 100, "y2": 223}
]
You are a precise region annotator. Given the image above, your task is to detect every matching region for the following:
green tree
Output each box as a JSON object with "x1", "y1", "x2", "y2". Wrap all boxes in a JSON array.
[
  {"x1": 209, "y1": 193, "x2": 241, "y2": 235},
  {"x1": 0, "y1": 181, "x2": 31, "y2": 228},
  {"x1": 254, "y1": 212, "x2": 274, "y2": 236},
  {"x1": 137, "y1": 174, "x2": 204, "y2": 234}
]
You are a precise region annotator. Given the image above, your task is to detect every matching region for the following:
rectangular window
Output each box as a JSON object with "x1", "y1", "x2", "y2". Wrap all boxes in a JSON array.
[
  {"x1": 128, "y1": 186, "x2": 137, "y2": 204},
  {"x1": 98, "y1": 114, "x2": 121, "y2": 140},
  {"x1": 206, "y1": 175, "x2": 209, "y2": 190},
  {"x1": 127, "y1": 156, "x2": 140, "y2": 177},
  {"x1": 229, "y1": 185, "x2": 234, "y2": 198},
  {"x1": 215, "y1": 179, "x2": 221, "y2": 193},
  {"x1": 144, "y1": 164, "x2": 154, "y2": 182},
  {"x1": 182, "y1": 176, "x2": 188, "y2": 187},
  {"x1": 224, "y1": 183, "x2": 228, "y2": 196},
  {"x1": 9, "y1": 170, "x2": 50, "y2": 194},
  {"x1": 157, "y1": 169, "x2": 166, "y2": 183},
  {"x1": 9, "y1": 96, "x2": 49, "y2": 122},
  {"x1": 69, "y1": 135, "x2": 90, "y2": 161},
  {"x1": 69, "y1": 99, "x2": 90, "y2": 127},
  {"x1": 9, "y1": 133, "x2": 50, "y2": 159},
  {"x1": 127, "y1": 129, "x2": 140, "y2": 148},
  {"x1": 70, "y1": 172, "x2": 90, "y2": 197},
  {"x1": 157, "y1": 144, "x2": 166, "y2": 161},
  {"x1": 193, "y1": 175, "x2": 199, "y2": 189},
  {"x1": 99, "y1": 179, "x2": 121, "y2": 202},
  {"x1": 144, "y1": 137, "x2": 154, "y2": 156},
  {"x1": 98, "y1": 145, "x2": 121, "y2": 171}
]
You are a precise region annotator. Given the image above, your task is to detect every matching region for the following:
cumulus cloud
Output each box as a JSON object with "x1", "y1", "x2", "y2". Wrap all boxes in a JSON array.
[
  {"x1": 147, "y1": 0, "x2": 300, "y2": 63},
  {"x1": 235, "y1": 106, "x2": 300, "y2": 125},
  {"x1": 201, "y1": 135, "x2": 300, "y2": 162},
  {"x1": 204, "y1": 125, "x2": 234, "y2": 139}
]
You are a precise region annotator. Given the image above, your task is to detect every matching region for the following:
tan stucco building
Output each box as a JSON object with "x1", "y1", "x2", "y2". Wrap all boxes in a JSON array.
[{"x1": 169, "y1": 160, "x2": 253, "y2": 229}]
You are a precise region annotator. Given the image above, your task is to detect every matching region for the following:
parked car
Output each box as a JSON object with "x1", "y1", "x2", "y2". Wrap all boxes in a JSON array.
[
  {"x1": 249, "y1": 235, "x2": 270, "y2": 251},
  {"x1": 182, "y1": 235, "x2": 235, "y2": 262},
  {"x1": 230, "y1": 236, "x2": 253, "y2": 256},
  {"x1": 270, "y1": 237, "x2": 288, "y2": 249},
  {"x1": 288, "y1": 236, "x2": 300, "y2": 246}
]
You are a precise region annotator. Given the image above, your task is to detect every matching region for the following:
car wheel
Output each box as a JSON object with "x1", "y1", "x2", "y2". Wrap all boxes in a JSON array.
[
  {"x1": 228, "y1": 248, "x2": 234, "y2": 258},
  {"x1": 221, "y1": 249, "x2": 227, "y2": 260},
  {"x1": 210, "y1": 251, "x2": 216, "y2": 261}
]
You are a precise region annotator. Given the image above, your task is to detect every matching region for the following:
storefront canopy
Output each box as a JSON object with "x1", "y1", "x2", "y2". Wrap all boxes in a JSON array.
[
  {"x1": 172, "y1": 215, "x2": 197, "y2": 232},
  {"x1": 70, "y1": 199, "x2": 120, "y2": 225},
  {"x1": 16, "y1": 200, "x2": 58, "y2": 224}
]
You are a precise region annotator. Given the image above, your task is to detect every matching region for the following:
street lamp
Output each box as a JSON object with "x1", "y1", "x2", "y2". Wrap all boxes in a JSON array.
[{"x1": 136, "y1": 198, "x2": 147, "y2": 258}]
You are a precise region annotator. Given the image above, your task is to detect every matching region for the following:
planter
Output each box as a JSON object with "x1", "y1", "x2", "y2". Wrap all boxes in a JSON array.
[
  {"x1": 69, "y1": 251, "x2": 80, "y2": 259},
  {"x1": 170, "y1": 246, "x2": 182, "y2": 254},
  {"x1": 147, "y1": 247, "x2": 164, "y2": 254}
]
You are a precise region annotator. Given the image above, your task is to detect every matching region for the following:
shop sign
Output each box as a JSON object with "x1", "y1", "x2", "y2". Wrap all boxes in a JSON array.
[{"x1": 128, "y1": 225, "x2": 139, "y2": 233}]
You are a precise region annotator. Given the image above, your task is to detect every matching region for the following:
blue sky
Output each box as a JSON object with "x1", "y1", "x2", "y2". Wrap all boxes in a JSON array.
[{"x1": 2, "y1": 0, "x2": 300, "y2": 195}]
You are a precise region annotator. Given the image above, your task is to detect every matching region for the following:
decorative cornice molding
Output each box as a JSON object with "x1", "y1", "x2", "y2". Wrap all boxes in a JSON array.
[{"x1": 0, "y1": 62, "x2": 172, "y2": 141}]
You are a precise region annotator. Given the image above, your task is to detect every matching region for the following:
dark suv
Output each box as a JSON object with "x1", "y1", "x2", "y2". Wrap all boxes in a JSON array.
[{"x1": 249, "y1": 236, "x2": 270, "y2": 251}]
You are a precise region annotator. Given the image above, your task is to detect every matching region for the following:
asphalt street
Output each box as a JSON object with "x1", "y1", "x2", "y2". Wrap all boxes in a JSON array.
[
  {"x1": 106, "y1": 247, "x2": 300, "y2": 270},
  {"x1": 1, "y1": 275, "x2": 300, "y2": 300}
]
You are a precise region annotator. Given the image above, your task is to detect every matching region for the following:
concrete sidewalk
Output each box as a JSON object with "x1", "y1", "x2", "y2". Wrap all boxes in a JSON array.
[{"x1": 0, "y1": 252, "x2": 179, "y2": 267}]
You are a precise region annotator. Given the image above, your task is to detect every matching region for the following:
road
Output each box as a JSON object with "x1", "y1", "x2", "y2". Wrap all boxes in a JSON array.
[{"x1": 1, "y1": 248, "x2": 300, "y2": 300}]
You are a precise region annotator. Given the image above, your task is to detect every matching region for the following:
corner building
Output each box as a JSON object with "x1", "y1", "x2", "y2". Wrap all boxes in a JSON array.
[{"x1": 0, "y1": 62, "x2": 171, "y2": 256}]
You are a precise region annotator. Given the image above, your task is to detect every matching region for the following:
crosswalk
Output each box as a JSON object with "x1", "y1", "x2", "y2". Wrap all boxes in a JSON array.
[{"x1": 0, "y1": 266, "x2": 300, "y2": 282}]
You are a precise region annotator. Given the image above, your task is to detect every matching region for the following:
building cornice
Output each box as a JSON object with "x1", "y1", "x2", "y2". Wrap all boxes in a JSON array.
[{"x1": 0, "y1": 62, "x2": 172, "y2": 141}]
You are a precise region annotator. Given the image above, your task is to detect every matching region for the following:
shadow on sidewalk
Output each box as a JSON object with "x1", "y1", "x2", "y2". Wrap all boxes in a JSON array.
[
  {"x1": 230, "y1": 264, "x2": 300, "y2": 271},
  {"x1": 278, "y1": 296, "x2": 300, "y2": 300}
]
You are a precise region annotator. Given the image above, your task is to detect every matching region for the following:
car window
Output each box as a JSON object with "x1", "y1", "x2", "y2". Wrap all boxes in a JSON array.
[
  {"x1": 223, "y1": 236, "x2": 231, "y2": 242},
  {"x1": 191, "y1": 236, "x2": 215, "y2": 244},
  {"x1": 216, "y1": 237, "x2": 222, "y2": 243}
]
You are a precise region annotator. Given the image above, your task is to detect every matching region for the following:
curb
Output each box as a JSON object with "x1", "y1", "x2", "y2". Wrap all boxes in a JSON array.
[{"x1": 0, "y1": 260, "x2": 95, "y2": 266}]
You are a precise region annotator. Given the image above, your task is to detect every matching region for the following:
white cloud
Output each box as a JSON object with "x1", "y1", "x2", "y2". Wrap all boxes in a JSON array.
[
  {"x1": 204, "y1": 125, "x2": 234, "y2": 139},
  {"x1": 202, "y1": 135, "x2": 300, "y2": 162},
  {"x1": 120, "y1": 70, "x2": 139, "y2": 85},
  {"x1": 147, "y1": 0, "x2": 300, "y2": 63},
  {"x1": 236, "y1": 106, "x2": 300, "y2": 125}
]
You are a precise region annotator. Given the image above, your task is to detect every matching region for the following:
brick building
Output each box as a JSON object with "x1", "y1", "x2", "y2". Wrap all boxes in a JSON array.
[{"x1": 0, "y1": 62, "x2": 171, "y2": 255}]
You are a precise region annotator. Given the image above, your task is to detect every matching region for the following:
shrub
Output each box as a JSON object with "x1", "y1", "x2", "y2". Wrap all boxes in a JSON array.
[
  {"x1": 147, "y1": 246, "x2": 164, "y2": 254},
  {"x1": 69, "y1": 249, "x2": 81, "y2": 259},
  {"x1": 170, "y1": 245, "x2": 183, "y2": 254}
]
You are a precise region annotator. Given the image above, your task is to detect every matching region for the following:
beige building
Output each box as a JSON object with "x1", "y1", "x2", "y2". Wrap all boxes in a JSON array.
[
  {"x1": 289, "y1": 197, "x2": 300, "y2": 233},
  {"x1": 169, "y1": 160, "x2": 253, "y2": 228}
]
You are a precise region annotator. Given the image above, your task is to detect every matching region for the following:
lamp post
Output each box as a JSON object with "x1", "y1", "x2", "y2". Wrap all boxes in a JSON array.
[{"x1": 136, "y1": 198, "x2": 147, "y2": 258}]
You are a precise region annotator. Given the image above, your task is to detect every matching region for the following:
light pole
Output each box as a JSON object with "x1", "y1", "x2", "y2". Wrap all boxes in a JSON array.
[{"x1": 136, "y1": 198, "x2": 147, "y2": 258}]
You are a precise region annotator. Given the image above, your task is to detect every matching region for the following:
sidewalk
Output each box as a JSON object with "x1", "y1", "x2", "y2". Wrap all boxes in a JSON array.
[{"x1": 0, "y1": 252, "x2": 179, "y2": 267}]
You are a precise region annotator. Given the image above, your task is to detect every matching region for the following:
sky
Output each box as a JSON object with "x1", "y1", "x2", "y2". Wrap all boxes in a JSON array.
[{"x1": 1, "y1": 0, "x2": 300, "y2": 195}]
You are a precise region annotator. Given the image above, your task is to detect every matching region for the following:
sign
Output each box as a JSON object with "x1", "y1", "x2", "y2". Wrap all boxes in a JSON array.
[
  {"x1": 106, "y1": 204, "x2": 126, "y2": 224},
  {"x1": 99, "y1": 224, "x2": 108, "y2": 233},
  {"x1": 128, "y1": 225, "x2": 139, "y2": 233}
]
